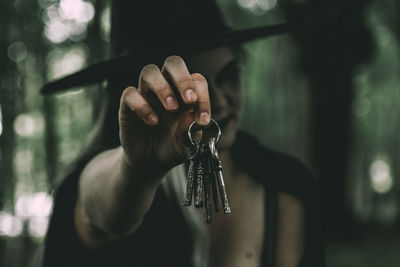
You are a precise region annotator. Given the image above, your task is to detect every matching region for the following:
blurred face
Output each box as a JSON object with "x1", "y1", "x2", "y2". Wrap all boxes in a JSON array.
[{"x1": 184, "y1": 46, "x2": 243, "y2": 151}]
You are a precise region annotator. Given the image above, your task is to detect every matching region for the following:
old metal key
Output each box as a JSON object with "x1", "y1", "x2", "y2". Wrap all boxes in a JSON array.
[
  {"x1": 208, "y1": 137, "x2": 231, "y2": 214},
  {"x1": 181, "y1": 141, "x2": 199, "y2": 206},
  {"x1": 182, "y1": 119, "x2": 230, "y2": 223},
  {"x1": 194, "y1": 143, "x2": 206, "y2": 208}
]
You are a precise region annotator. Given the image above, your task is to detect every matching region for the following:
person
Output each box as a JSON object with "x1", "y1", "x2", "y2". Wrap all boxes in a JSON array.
[{"x1": 41, "y1": 0, "x2": 325, "y2": 266}]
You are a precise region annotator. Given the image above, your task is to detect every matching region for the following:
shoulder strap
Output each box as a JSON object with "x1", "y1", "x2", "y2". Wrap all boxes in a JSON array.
[
  {"x1": 232, "y1": 130, "x2": 318, "y2": 202},
  {"x1": 262, "y1": 185, "x2": 278, "y2": 267},
  {"x1": 232, "y1": 131, "x2": 325, "y2": 267}
]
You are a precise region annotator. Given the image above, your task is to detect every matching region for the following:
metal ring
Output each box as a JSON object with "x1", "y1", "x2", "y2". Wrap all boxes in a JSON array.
[{"x1": 187, "y1": 119, "x2": 221, "y2": 145}]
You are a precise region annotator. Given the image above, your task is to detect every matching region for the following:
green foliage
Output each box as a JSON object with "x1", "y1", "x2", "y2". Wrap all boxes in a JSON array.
[{"x1": 0, "y1": 0, "x2": 400, "y2": 266}]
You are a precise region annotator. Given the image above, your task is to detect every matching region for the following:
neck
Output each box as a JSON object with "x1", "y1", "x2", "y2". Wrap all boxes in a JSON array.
[{"x1": 219, "y1": 150, "x2": 236, "y2": 184}]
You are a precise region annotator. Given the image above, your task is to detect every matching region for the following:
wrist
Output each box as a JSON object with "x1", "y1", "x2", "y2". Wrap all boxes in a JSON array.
[{"x1": 118, "y1": 146, "x2": 166, "y2": 187}]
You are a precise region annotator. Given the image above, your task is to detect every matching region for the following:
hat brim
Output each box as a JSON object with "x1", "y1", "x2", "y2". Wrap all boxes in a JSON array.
[{"x1": 41, "y1": 23, "x2": 290, "y2": 95}]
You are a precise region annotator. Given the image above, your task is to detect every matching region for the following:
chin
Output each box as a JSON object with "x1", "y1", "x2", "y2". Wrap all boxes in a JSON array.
[{"x1": 216, "y1": 119, "x2": 238, "y2": 152}]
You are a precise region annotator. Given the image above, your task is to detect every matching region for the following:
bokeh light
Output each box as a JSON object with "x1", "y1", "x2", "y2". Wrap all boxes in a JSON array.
[
  {"x1": 43, "y1": 1, "x2": 95, "y2": 44},
  {"x1": 45, "y1": 16, "x2": 70, "y2": 43},
  {"x1": 14, "y1": 150, "x2": 33, "y2": 175},
  {"x1": 237, "y1": 0, "x2": 277, "y2": 13},
  {"x1": 7, "y1": 42, "x2": 28, "y2": 63},
  {"x1": 11, "y1": 192, "x2": 53, "y2": 238},
  {"x1": 238, "y1": 0, "x2": 257, "y2": 9},
  {"x1": 100, "y1": 6, "x2": 110, "y2": 41},
  {"x1": 353, "y1": 96, "x2": 371, "y2": 117},
  {"x1": 28, "y1": 217, "x2": 49, "y2": 238},
  {"x1": 0, "y1": 212, "x2": 23, "y2": 237},
  {"x1": 14, "y1": 113, "x2": 44, "y2": 138},
  {"x1": 370, "y1": 159, "x2": 393, "y2": 194},
  {"x1": 15, "y1": 192, "x2": 53, "y2": 220},
  {"x1": 46, "y1": 45, "x2": 87, "y2": 79},
  {"x1": 1, "y1": 71, "x2": 21, "y2": 91},
  {"x1": 374, "y1": 24, "x2": 392, "y2": 48},
  {"x1": 59, "y1": 0, "x2": 94, "y2": 23},
  {"x1": 256, "y1": 0, "x2": 277, "y2": 11}
]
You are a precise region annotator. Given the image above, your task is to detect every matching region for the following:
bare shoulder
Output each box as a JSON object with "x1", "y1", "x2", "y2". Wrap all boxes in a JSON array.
[{"x1": 275, "y1": 192, "x2": 306, "y2": 267}]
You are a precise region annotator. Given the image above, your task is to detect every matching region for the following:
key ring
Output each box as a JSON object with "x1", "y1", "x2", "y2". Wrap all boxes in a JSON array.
[{"x1": 187, "y1": 119, "x2": 221, "y2": 146}]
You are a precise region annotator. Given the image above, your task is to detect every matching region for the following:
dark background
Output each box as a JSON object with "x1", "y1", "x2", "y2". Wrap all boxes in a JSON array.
[{"x1": 0, "y1": 0, "x2": 399, "y2": 266}]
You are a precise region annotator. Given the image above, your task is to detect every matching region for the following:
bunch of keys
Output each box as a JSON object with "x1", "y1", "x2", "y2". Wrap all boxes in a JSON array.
[{"x1": 181, "y1": 119, "x2": 231, "y2": 224}]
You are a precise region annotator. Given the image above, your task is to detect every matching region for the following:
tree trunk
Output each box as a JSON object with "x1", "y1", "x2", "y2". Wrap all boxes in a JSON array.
[{"x1": 280, "y1": 0, "x2": 373, "y2": 236}]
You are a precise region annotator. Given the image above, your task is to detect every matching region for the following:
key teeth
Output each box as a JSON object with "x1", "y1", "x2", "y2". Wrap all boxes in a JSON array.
[
  {"x1": 216, "y1": 161, "x2": 222, "y2": 171},
  {"x1": 224, "y1": 207, "x2": 231, "y2": 214},
  {"x1": 183, "y1": 120, "x2": 230, "y2": 223},
  {"x1": 181, "y1": 200, "x2": 191, "y2": 206}
]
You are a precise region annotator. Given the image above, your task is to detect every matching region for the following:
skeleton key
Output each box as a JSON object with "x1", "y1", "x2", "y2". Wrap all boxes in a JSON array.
[
  {"x1": 203, "y1": 154, "x2": 212, "y2": 223},
  {"x1": 181, "y1": 141, "x2": 199, "y2": 206},
  {"x1": 208, "y1": 137, "x2": 231, "y2": 214},
  {"x1": 209, "y1": 163, "x2": 220, "y2": 212},
  {"x1": 194, "y1": 143, "x2": 206, "y2": 208},
  {"x1": 184, "y1": 119, "x2": 230, "y2": 222}
]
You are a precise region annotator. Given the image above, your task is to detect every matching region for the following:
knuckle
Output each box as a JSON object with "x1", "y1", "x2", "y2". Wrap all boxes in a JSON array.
[
  {"x1": 194, "y1": 80, "x2": 208, "y2": 91},
  {"x1": 136, "y1": 102, "x2": 150, "y2": 114},
  {"x1": 197, "y1": 97, "x2": 209, "y2": 104},
  {"x1": 192, "y1": 74, "x2": 208, "y2": 92},
  {"x1": 175, "y1": 77, "x2": 192, "y2": 89},
  {"x1": 156, "y1": 84, "x2": 172, "y2": 95},
  {"x1": 198, "y1": 99, "x2": 210, "y2": 108},
  {"x1": 192, "y1": 73, "x2": 207, "y2": 83}
]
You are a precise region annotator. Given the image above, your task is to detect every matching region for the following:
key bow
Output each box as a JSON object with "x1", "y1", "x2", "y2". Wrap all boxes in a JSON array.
[{"x1": 182, "y1": 119, "x2": 231, "y2": 223}]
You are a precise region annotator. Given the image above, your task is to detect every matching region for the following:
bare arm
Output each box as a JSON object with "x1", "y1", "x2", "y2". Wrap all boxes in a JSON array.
[
  {"x1": 73, "y1": 56, "x2": 211, "y2": 250},
  {"x1": 275, "y1": 192, "x2": 306, "y2": 267},
  {"x1": 74, "y1": 146, "x2": 163, "y2": 249}
]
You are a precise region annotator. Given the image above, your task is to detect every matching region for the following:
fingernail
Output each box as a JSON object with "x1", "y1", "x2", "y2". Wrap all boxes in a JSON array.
[
  {"x1": 185, "y1": 89, "x2": 197, "y2": 102},
  {"x1": 148, "y1": 114, "x2": 158, "y2": 124},
  {"x1": 200, "y1": 112, "x2": 210, "y2": 125},
  {"x1": 166, "y1": 96, "x2": 178, "y2": 108}
]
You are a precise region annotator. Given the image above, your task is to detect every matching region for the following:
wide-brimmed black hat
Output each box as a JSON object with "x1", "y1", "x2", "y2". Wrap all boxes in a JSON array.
[{"x1": 41, "y1": 0, "x2": 290, "y2": 95}]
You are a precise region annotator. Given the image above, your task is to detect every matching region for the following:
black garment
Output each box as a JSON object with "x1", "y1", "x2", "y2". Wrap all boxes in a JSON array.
[{"x1": 42, "y1": 131, "x2": 325, "y2": 267}]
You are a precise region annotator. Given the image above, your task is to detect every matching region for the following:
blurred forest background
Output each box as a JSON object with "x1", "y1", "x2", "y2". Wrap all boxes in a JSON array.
[{"x1": 0, "y1": 0, "x2": 399, "y2": 266}]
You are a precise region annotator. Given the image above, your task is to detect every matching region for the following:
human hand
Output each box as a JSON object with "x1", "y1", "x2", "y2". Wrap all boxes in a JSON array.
[{"x1": 119, "y1": 55, "x2": 211, "y2": 176}]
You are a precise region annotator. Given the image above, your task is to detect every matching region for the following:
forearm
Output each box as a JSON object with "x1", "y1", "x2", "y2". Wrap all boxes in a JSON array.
[{"x1": 77, "y1": 146, "x2": 164, "y2": 239}]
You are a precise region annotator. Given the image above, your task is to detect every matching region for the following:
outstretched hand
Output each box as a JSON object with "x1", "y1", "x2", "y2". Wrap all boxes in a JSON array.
[{"x1": 119, "y1": 55, "x2": 211, "y2": 174}]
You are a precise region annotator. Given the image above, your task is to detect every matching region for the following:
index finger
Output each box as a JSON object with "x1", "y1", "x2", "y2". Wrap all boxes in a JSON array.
[
  {"x1": 161, "y1": 55, "x2": 198, "y2": 104},
  {"x1": 191, "y1": 73, "x2": 211, "y2": 126}
]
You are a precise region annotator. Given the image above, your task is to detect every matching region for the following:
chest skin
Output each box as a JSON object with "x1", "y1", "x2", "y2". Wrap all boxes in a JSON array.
[{"x1": 198, "y1": 166, "x2": 266, "y2": 267}]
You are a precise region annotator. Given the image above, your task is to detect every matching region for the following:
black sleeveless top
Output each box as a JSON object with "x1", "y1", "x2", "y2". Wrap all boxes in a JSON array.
[{"x1": 42, "y1": 131, "x2": 325, "y2": 267}]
